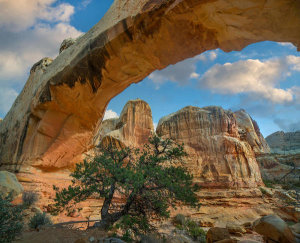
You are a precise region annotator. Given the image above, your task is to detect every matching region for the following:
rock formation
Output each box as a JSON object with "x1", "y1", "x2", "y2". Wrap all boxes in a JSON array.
[
  {"x1": 266, "y1": 131, "x2": 300, "y2": 155},
  {"x1": 1, "y1": 0, "x2": 300, "y2": 171},
  {"x1": 156, "y1": 106, "x2": 265, "y2": 188},
  {"x1": 94, "y1": 99, "x2": 154, "y2": 148},
  {"x1": 235, "y1": 110, "x2": 270, "y2": 154},
  {"x1": 256, "y1": 131, "x2": 300, "y2": 183},
  {"x1": 0, "y1": 171, "x2": 23, "y2": 199}
]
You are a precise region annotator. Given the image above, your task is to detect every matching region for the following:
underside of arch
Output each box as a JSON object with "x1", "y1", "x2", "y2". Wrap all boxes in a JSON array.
[{"x1": 0, "y1": 0, "x2": 300, "y2": 170}]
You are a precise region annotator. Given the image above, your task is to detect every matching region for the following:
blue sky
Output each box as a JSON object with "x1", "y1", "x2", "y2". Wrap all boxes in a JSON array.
[{"x1": 0, "y1": 0, "x2": 299, "y2": 137}]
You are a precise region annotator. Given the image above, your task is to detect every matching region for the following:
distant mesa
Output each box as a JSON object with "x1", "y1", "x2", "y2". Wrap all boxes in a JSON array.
[{"x1": 266, "y1": 130, "x2": 300, "y2": 155}]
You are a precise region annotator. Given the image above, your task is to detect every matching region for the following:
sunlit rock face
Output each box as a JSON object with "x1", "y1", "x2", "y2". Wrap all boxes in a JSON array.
[
  {"x1": 94, "y1": 99, "x2": 154, "y2": 148},
  {"x1": 156, "y1": 106, "x2": 265, "y2": 188},
  {"x1": 235, "y1": 109, "x2": 270, "y2": 154},
  {"x1": 1, "y1": 0, "x2": 300, "y2": 170},
  {"x1": 266, "y1": 131, "x2": 300, "y2": 155}
]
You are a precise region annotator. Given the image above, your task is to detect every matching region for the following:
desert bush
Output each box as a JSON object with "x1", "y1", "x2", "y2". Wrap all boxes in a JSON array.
[
  {"x1": 262, "y1": 179, "x2": 275, "y2": 188},
  {"x1": 185, "y1": 219, "x2": 206, "y2": 241},
  {"x1": 172, "y1": 215, "x2": 206, "y2": 241},
  {"x1": 173, "y1": 214, "x2": 186, "y2": 226},
  {"x1": 0, "y1": 194, "x2": 24, "y2": 243},
  {"x1": 22, "y1": 191, "x2": 38, "y2": 207},
  {"x1": 29, "y1": 212, "x2": 52, "y2": 230}
]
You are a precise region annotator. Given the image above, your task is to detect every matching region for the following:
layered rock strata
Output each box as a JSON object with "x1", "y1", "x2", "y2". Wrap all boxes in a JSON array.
[
  {"x1": 266, "y1": 131, "x2": 300, "y2": 155},
  {"x1": 1, "y1": 0, "x2": 300, "y2": 170},
  {"x1": 156, "y1": 106, "x2": 266, "y2": 188},
  {"x1": 94, "y1": 99, "x2": 154, "y2": 148}
]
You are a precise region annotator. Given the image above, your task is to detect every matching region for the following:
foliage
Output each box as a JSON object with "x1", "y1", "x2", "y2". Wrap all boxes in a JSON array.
[
  {"x1": 173, "y1": 214, "x2": 186, "y2": 226},
  {"x1": 29, "y1": 212, "x2": 52, "y2": 230},
  {"x1": 0, "y1": 193, "x2": 24, "y2": 243},
  {"x1": 262, "y1": 179, "x2": 275, "y2": 188},
  {"x1": 51, "y1": 135, "x2": 200, "y2": 236},
  {"x1": 259, "y1": 187, "x2": 267, "y2": 195},
  {"x1": 173, "y1": 214, "x2": 206, "y2": 241},
  {"x1": 22, "y1": 191, "x2": 38, "y2": 208}
]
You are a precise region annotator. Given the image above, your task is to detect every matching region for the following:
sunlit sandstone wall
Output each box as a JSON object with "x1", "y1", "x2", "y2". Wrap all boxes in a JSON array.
[{"x1": 0, "y1": 0, "x2": 299, "y2": 170}]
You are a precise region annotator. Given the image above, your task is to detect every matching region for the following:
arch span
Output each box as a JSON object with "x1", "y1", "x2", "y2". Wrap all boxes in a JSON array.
[{"x1": 0, "y1": 0, "x2": 300, "y2": 170}]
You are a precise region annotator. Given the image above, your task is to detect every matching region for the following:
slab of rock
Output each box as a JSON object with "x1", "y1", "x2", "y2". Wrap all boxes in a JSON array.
[
  {"x1": 226, "y1": 223, "x2": 246, "y2": 234},
  {"x1": 0, "y1": 171, "x2": 23, "y2": 199},
  {"x1": 253, "y1": 215, "x2": 296, "y2": 243},
  {"x1": 59, "y1": 38, "x2": 77, "y2": 53},
  {"x1": 206, "y1": 227, "x2": 231, "y2": 243}
]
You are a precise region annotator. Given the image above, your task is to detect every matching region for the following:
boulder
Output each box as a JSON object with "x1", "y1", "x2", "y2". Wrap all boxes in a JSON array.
[
  {"x1": 0, "y1": 171, "x2": 23, "y2": 199},
  {"x1": 215, "y1": 240, "x2": 237, "y2": 243},
  {"x1": 290, "y1": 223, "x2": 300, "y2": 234},
  {"x1": 226, "y1": 223, "x2": 246, "y2": 234},
  {"x1": 59, "y1": 38, "x2": 76, "y2": 53},
  {"x1": 253, "y1": 215, "x2": 296, "y2": 243},
  {"x1": 206, "y1": 227, "x2": 231, "y2": 243}
]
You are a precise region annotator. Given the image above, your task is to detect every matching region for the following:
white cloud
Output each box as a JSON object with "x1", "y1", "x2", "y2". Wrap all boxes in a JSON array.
[
  {"x1": 190, "y1": 72, "x2": 199, "y2": 79},
  {"x1": 198, "y1": 57, "x2": 300, "y2": 104},
  {"x1": 0, "y1": 0, "x2": 74, "y2": 31},
  {"x1": 81, "y1": 0, "x2": 93, "y2": 8},
  {"x1": 148, "y1": 50, "x2": 218, "y2": 88},
  {"x1": 274, "y1": 118, "x2": 300, "y2": 132},
  {"x1": 0, "y1": 0, "x2": 82, "y2": 116},
  {"x1": 103, "y1": 109, "x2": 119, "y2": 120},
  {"x1": 153, "y1": 122, "x2": 157, "y2": 130},
  {"x1": 277, "y1": 42, "x2": 296, "y2": 49}
]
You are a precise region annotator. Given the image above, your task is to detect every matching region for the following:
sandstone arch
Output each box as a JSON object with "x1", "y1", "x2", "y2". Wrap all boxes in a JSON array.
[{"x1": 0, "y1": 0, "x2": 300, "y2": 170}]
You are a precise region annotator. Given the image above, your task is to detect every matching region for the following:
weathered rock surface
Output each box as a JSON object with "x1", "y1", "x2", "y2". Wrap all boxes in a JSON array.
[
  {"x1": 94, "y1": 99, "x2": 154, "y2": 148},
  {"x1": 156, "y1": 106, "x2": 264, "y2": 188},
  {"x1": 59, "y1": 38, "x2": 77, "y2": 54},
  {"x1": 0, "y1": 171, "x2": 23, "y2": 199},
  {"x1": 256, "y1": 153, "x2": 300, "y2": 183},
  {"x1": 253, "y1": 215, "x2": 296, "y2": 243},
  {"x1": 1, "y1": 0, "x2": 300, "y2": 170},
  {"x1": 266, "y1": 131, "x2": 300, "y2": 155},
  {"x1": 235, "y1": 110, "x2": 270, "y2": 154},
  {"x1": 206, "y1": 227, "x2": 231, "y2": 243}
]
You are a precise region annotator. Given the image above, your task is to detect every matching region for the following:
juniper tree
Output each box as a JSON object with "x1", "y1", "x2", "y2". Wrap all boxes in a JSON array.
[{"x1": 51, "y1": 135, "x2": 200, "y2": 234}]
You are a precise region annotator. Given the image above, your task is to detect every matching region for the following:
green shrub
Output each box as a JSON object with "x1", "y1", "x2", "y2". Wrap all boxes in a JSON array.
[
  {"x1": 185, "y1": 219, "x2": 206, "y2": 240},
  {"x1": 262, "y1": 179, "x2": 275, "y2": 188},
  {"x1": 22, "y1": 191, "x2": 38, "y2": 208},
  {"x1": 0, "y1": 194, "x2": 24, "y2": 243},
  {"x1": 172, "y1": 215, "x2": 206, "y2": 241},
  {"x1": 173, "y1": 214, "x2": 186, "y2": 226},
  {"x1": 29, "y1": 212, "x2": 52, "y2": 230}
]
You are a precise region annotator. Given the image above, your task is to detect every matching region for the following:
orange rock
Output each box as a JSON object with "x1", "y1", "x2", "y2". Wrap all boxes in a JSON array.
[
  {"x1": 156, "y1": 106, "x2": 264, "y2": 188},
  {"x1": 1, "y1": 0, "x2": 300, "y2": 170}
]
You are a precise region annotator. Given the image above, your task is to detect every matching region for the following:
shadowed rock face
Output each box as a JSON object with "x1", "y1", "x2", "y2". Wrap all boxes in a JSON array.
[
  {"x1": 1, "y1": 0, "x2": 300, "y2": 170},
  {"x1": 157, "y1": 106, "x2": 265, "y2": 188}
]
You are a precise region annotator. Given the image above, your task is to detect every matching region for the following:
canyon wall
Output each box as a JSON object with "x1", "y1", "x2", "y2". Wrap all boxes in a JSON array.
[
  {"x1": 96, "y1": 101, "x2": 269, "y2": 189},
  {"x1": 156, "y1": 106, "x2": 267, "y2": 188},
  {"x1": 1, "y1": 0, "x2": 300, "y2": 170}
]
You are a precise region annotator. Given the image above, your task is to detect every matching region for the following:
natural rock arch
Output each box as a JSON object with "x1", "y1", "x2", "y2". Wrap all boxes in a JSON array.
[{"x1": 0, "y1": 0, "x2": 300, "y2": 170}]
